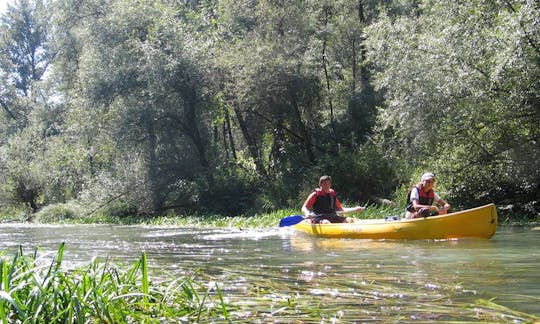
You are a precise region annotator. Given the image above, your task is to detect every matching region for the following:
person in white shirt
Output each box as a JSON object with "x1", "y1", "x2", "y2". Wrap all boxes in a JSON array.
[{"x1": 405, "y1": 172, "x2": 451, "y2": 219}]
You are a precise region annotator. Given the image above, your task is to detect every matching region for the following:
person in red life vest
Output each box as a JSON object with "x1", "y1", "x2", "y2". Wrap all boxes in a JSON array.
[
  {"x1": 405, "y1": 172, "x2": 451, "y2": 219},
  {"x1": 301, "y1": 175, "x2": 365, "y2": 224}
]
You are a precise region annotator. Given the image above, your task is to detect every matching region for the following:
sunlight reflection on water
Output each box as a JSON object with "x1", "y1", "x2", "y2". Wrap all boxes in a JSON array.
[{"x1": 0, "y1": 223, "x2": 538, "y2": 320}]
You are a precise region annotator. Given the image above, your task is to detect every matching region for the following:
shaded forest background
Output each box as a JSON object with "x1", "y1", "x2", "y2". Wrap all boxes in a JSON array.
[{"x1": 0, "y1": 0, "x2": 538, "y2": 220}]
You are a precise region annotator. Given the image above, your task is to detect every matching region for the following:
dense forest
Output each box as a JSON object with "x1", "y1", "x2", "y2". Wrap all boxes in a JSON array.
[{"x1": 0, "y1": 0, "x2": 538, "y2": 220}]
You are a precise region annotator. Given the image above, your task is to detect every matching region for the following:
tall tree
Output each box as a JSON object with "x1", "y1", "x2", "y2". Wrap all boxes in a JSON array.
[
  {"x1": 0, "y1": 0, "x2": 56, "y2": 213},
  {"x1": 366, "y1": 0, "x2": 540, "y2": 213},
  {"x1": 214, "y1": 0, "x2": 323, "y2": 173},
  {"x1": 49, "y1": 0, "x2": 217, "y2": 214},
  {"x1": 0, "y1": 0, "x2": 50, "y2": 130}
]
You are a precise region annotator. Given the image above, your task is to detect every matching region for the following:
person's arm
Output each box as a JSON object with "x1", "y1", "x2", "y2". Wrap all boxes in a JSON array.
[
  {"x1": 335, "y1": 197, "x2": 365, "y2": 213},
  {"x1": 412, "y1": 202, "x2": 439, "y2": 213},
  {"x1": 434, "y1": 193, "x2": 451, "y2": 211},
  {"x1": 340, "y1": 206, "x2": 366, "y2": 213},
  {"x1": 301, "y1": 192, "x2": 317, "y2": 217},
  {"x1": 335, "y1": 197, "x2": 344, "y2": 211}
]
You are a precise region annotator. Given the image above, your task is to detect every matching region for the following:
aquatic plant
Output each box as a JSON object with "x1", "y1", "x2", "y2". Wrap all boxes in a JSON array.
[
  {"x1": 1, "y1": 242, "x2": 539, "y2": 323},
  {"x1": 0, "y1": 243, "x2": 230, "y2": 323}
]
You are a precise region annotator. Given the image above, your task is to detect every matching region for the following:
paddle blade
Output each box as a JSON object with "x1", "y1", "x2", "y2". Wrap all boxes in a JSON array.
[{"x1": 279, "y1": 215, "x2": 305, "y2": 227}]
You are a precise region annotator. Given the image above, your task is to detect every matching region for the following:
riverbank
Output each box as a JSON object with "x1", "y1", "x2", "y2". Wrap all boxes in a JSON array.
[
  {"x1": 1, "y1": 203, "x2": 536, "y2": 226},
  {"x1": 0, "y1": 204, "x2": 407, "y2": 227}
]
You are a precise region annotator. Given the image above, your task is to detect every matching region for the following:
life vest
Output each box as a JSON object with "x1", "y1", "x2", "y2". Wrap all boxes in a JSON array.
[
  {"x1": 406, "y1": 186, "x2": 434, "y2": 212},
  {"x1": 312, "y1": 188, "x2": 337, "y2": 215}
]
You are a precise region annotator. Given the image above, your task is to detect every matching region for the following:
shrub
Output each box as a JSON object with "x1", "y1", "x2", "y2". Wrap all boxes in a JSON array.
[{"x1": 33, "y1": 203, "x2": 83, "y2": 223}]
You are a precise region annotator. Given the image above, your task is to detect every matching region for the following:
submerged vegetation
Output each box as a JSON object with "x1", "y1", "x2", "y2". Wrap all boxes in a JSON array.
[{"x1": 1, "y1": 244, "x2": 538, "y2": 322}]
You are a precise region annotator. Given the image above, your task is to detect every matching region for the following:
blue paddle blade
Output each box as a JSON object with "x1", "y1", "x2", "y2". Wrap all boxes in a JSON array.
[{"x1": 279, "y1": 215, "x2": 305, "y2": 227}]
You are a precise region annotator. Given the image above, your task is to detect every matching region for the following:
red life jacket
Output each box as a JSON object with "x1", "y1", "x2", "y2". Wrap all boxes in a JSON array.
[
  {"x1": 406, "y1": 186, "x2": 434, "y2": 212},
  {"x1": 312, "y1": 188, "x2": 337, "y2": 215}
]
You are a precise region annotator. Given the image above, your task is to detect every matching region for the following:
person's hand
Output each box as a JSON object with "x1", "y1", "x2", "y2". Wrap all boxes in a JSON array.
[
  {"x1": 439, "y1": 204, "x2": 450, "y2": 212},
  {"x1": 356, "y1": 206, "x2": 365, "y2": 212}
]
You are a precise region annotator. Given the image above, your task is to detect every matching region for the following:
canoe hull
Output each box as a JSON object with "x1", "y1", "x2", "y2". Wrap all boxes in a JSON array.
[{"x1": 294, "y1": 203, "x2": 498, "y2": 240}]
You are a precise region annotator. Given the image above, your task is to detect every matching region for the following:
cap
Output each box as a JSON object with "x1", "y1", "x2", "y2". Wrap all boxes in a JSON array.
[
  {"x1": 319, "y1": 175, "x2": 332, "y2": 184},
  {"x1": 421, "y1": 172, "x2": 435, "y2": 181}
]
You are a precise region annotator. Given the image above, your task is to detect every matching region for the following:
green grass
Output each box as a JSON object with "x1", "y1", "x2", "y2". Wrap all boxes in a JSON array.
[
  {"x1": 67, "y1": 207, "x2": 306, "y2": 228},
  {"x1": 45, "y1": 205, "x2": 404, "y2": 228},
  {"x1": 1, "y1": 244, "x2": 539, "y2": 323},
  {"x1": 0, "y1": 244, "x2": 230, "y2": 323},
  {"x1": 2, "y1": 202, "x2": 536, "y2": 227}
]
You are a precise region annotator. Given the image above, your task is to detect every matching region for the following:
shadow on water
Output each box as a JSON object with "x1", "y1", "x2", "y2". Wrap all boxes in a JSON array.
[{"x1": 0, "y1": 223, "x2": 538, "y2": 322}]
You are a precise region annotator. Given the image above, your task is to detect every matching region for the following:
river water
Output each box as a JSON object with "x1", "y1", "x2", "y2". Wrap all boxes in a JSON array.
[{"x1": 1, "y1": 224, "x2": 538, "y2": 322}]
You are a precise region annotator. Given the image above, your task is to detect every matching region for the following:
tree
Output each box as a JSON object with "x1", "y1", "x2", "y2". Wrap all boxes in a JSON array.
[
  {"x1": 366, "y1": 0, "x2": 540, "y2": 215},
  {"x1": 1, "y1": 0, "x2": 51, "y2": 134},
  {"x1": 0, "y1": 0, "x2": 56, "y2": 213},
  {"x1": 49, "y1": 0, "x2": 220, "y2": 215},
  {"x1": 214, "y1": 0, "x2": 322, "y2": 173}
]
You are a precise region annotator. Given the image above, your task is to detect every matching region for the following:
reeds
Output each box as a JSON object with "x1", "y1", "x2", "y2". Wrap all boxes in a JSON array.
[
  {"x1": 0, "y1": 243, "x2": 230, "y2": 323},
  {"x1": 67, "y1": 206, "x2": 403, "y2": 228},
  {"x1": 1, "y1": 244, "x2": 539, "y2": 323}
]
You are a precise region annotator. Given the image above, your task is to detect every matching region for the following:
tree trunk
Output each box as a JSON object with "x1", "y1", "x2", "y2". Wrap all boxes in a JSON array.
[
  {"x1": 269, "y1": 117, "x2": 285, "y2": 171},
  {"x1": 357, "y1": 0, "x2": 369, "y2": 87},
  {"x1": 288, "y1": 84, "x2": 316, "y2": 164},
  {"x1": 144, "y1": 106, "x2": 161, "y2": 213},
  {"x1": 321, "y1": 5, "x2": 334, "y2": 126},
  {"x1": 233, "y1": 106, "x2": 267, "y2": 176},
  {"x1": 183, "y1": 87, "x2": 209, "y2": 168},
  {"x1": 225, "y1": 107, "x2": 237, "y2": 160}
]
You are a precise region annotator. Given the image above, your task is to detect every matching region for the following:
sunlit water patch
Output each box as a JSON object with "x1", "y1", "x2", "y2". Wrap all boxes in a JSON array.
[
  {"x1": 0, "y1": 223, "x2": 538, "y2": 321},
  {"x1": 198, "y1": 228, "x2": 284, "y2": 240}
]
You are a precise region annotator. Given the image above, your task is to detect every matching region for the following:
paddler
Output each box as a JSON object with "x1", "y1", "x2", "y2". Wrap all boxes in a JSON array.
[{"x1": 301, "y1": 175, "x2": 365, "y2": 224}]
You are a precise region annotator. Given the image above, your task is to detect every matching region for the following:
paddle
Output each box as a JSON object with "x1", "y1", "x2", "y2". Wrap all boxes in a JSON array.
[
  {"x1": 279, "y1": 214, "x2": 305, "y2": 227},
  {"x1": 279, "y1": 207, "x2": 364, "y2": 227}
]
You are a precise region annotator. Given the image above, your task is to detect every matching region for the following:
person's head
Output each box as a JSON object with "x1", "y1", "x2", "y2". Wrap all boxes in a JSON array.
[
  {"x1": 420, "y1": 172, "x2": 435, "y2": 189},
  {"x1": 318, "y1": 175, "x2": 332, "y2": 191}
]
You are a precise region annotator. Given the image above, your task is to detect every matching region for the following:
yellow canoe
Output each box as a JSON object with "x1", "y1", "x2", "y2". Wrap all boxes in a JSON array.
[{"x1": 294, "y1": 203, "x2": 498, "y2": 240}]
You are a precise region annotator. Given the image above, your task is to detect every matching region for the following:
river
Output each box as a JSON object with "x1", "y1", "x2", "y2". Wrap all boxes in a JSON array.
[{"x1": 1, "y1": 223, "x2": 538, "y2": 322}]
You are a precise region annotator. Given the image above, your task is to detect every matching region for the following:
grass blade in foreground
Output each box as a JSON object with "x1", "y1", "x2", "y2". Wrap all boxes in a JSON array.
[{"x1": 0, "y1": 245, "x2": 230, "y2": 323}]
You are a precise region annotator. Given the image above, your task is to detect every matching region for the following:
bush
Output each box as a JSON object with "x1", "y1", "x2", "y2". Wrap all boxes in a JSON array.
[
  {"x1": 94, "y1": 199, "x2": 139, "y2": 218},
  {"x1": 33, "y1": 203, "x2": 83, "y2": 223},
  {"x1": 314, "y1": 144, "x2": 398, "y2": 204},
  {"x1": 0, "y1": 205, "x2": 32, "y2": 222},
  {"x1": 198, "y1": 166, "x2": 261, "y2": 216}
]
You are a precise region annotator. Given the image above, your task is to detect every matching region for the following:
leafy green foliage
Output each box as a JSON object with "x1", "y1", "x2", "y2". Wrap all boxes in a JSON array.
[
  {"x1": 0, "y1": 0, "x2": 537, "y2": 219},
  {"x1": 365, "y1": 0, "x2": 539, "y2": 217},
  {"x1": 312, "y1": 144, "x2": 397, "y2": 203},
  {"x1": 32, "y1": 202, "x2": 87, "y2": 222}
]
